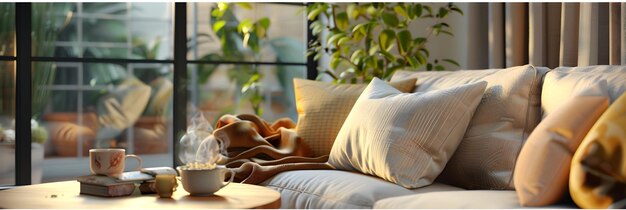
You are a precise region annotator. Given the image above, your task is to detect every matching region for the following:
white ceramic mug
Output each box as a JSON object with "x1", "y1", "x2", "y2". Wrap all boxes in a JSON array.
[
  {"x1": 89, "y1": 148, "x2": 142, "y2": 178},
  {"x1": 177, "y1": 166, "x2": 234, "y2": 196}
]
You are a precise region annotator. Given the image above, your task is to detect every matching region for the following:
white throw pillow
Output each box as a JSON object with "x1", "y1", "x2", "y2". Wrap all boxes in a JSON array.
[{"x1": 328, "y1": 78, "x2": 487, "y2": 188}]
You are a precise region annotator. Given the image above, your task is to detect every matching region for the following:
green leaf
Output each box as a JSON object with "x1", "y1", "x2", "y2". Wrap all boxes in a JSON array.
[
  {"x1": 330, "y1": 55, "x2": 343, "y2": 69},
  {"x1": 435, "y1": 65, "x2": 445, "y2": 71},
  {"x1": 338, "y1": 37, "x2": 351, "y2": 46},
  {"x1": 427, "y1": 63, "x2": 433, "y2": 71},
  {"x1": 347, "y1": 4, "x2": 359, "y2": 19},
  {"x1": 350, "y1": 49, "x2": 366, "y2": 64},
  {"x1": 394, "y1": 6, "x2": 408, "y2": 18},
  {"x1": 237, "y1": 19, "x2": 253, "y2": 33},
  {"x1": 352, "y1": 23, "x2": 368, "y2": 34},
  {"x1": 313, "y1": 52, "x2": 322, "y2": 61},
  {"x1": 408, "y1": 56, "x2": 420, "y2": 68},
  {"x1": 327, "y1": 33, "x2": 345, "y2": 46},
  {"x1": 424, "y1": 5, "x2": 433, "y2": 16},
  {"x1": 451, "y1": 6, "x2": 464, "y2": 15},
  {"x1": 438, "y1": 7, "x2": 449, "y2": 18},
  {"x1": 414, "y1": 4, "x2": 423, "y2": 17},
  {"x1": 379, "y1": 29, "x2": 396, "y2": 52},
  {"x1": 335, "y1": 12, "x2": 349, "y2": 30},
  {"x1": 397, "y1": 30, "x2": 412, "y2": 55},
  {"x1": 366, "y1": 5, "x2": 378, "y2": 16},
  {"x1": 417, "y1": 54, "x2": 427, "y2": 65},
  {"x1": 440, "y1": 30, "x2": 454, "y2": 36},
  {"x1": 308, "y1": 6, "x2": 324, "y2": 20},
  {"x1": 381, "y1": 12, "x2": 399, "y2": 27},
  {"x1": 442, "y1": 59, "x2": 460, "y2": 67},
  {"x1": 213, "y1": 20, "x2": 226, "y2": 33},
  {"x1": 236, "y1": 3, "x2": 253, "y2": 10},
  {"x1": 368, "y1": 45, "x2": 379, "y2": 56},
  {"x1": 258, "y1": 17, "x2": 270, "y2": 29}
]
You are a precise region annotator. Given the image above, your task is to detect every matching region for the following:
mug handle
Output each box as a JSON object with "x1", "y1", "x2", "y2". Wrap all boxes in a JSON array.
[
  {"x1": 125, "y1": 154, "x2": 143, "y2": 170},
  {"x1": 222, "y1": 169, "x2": 235, "y2": 188}
]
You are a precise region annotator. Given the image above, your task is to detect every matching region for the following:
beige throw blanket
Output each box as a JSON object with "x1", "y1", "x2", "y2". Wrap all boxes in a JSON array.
[{"x1": 212, "y1": 114, "x2": 332, "y2": 184}]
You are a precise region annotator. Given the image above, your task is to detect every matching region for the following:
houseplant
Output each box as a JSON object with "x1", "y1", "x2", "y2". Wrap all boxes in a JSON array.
[
  {"x1": 188, "y1": 3, "x2": 273, "y2": 119},
  {"x1": 306, "y1": 3, "x2": 462, "y2": 83},
  {"x1": 0, "y1": 3, "x2": 72, "y2": 184}
]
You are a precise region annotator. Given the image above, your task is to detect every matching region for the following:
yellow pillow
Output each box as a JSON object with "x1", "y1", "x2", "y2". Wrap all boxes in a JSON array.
[
  {"x1": 514, "y1": 83, "x2": 609, "y2": 206},
  {"x1": 570, "y1": 91, "x2": 626, "y2": 208},
  {"x1": 293, "y1": 78, "x2": 416, "y2": 157}
]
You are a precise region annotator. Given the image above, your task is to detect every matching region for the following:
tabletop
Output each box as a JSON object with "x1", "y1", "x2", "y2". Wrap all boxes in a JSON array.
[{"x1": 0, "y1": 181, "x2": 281, "y2": 209}]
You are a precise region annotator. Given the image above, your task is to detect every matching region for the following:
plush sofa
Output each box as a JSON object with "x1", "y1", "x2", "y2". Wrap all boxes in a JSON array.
[{"x1": 259, "y1": 65, "x2": 626, "y2": 209}]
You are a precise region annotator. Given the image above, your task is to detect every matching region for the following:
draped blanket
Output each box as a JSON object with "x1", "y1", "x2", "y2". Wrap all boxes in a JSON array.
[{"x1": 213, "y1": 114, "x2": 331, "y2": 184}]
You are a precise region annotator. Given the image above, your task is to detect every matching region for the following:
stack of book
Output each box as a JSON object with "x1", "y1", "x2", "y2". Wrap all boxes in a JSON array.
[{"x1": 78, "y1": 167, "x2": 177, "y2": 197}]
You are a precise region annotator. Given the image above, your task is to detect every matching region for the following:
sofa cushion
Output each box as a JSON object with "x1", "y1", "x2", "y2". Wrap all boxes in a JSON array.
[
  {"x1": 373, "y1": 190, "x2": 576, "y2": 209},
  {"x1": 293, "y1": 78, "x2": 416, "y2": 157},
  {"x1": 514, "y1": 82, "x2": 609, "y2": 206},
  {"x1": 391, "y1": 65, "x2": 543, "y2": 190},
  {"x1": 543, "y1": 65, "x2": 626, "y2": 117},
  {"x1": 329, "y1": 78, "x2": 487, "y2": 188},
  {"x1": 260, "y1": 170, "x2": 417, "y2": 209}
]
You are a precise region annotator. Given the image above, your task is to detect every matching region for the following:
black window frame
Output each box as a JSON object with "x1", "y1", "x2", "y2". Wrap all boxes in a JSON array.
[{"x1": 4, "y1": 2, "x2": 317, "y2": 186}]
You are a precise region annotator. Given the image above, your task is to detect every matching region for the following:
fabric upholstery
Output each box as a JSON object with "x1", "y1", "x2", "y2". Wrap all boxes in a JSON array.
[
  {"x1": 391, "y1": 65, "x2": 542, "y2": 190},
  {"x1": 514, "y1": 82, "x2": 609, "y2": 206},
  {"x1": 545, "y1": 66, "x2": 626, "y2": 107},
  {"x1": 570, "y1": 91, "x2": 626, "y2": 208},
  {"x1": 260, "y1": 170, "x2": 415, "y2": 209},
  {"x1": 329, "y1": 78, "x2": 487, "y2": 188},
  {"x1": 373, "y1": 190, "x2": 575, "y2": 209},
  {"x1": 293, "y1": 78, "x2": 416, "y2": 157}
]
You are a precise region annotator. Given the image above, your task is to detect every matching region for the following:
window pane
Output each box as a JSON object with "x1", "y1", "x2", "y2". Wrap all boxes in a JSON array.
[
  {"x1": 187, "y1": 64, "x2": 305, "y2": 124},
  {"x1": 0, "y1": 3, "x2": 15, "y2": 56},
  {"x1": 187, "y1": 3, "x2": 307, "y2": 63},
  {"x1": 34, "y1": 3, "x2": 173, "y2": 60},
  {"x1": 34, "y1": 62, "x2": 173, "y2": 183},
  {"x1": 0, "y1": 61, "x2": 15, "y2": 186}
]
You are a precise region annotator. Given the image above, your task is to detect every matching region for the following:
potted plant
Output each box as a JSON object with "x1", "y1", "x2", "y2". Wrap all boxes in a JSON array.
[
  {"x1": 306, "y1": 3, "x2": 463, "y2": 83},
  {"x1": 0, "y1": 3, "x2": 72, "y2": 184}
]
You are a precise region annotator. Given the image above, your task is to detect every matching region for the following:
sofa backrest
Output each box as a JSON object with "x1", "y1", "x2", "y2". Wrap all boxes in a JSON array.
[
  {"x1": 390, "y1": 65, "x2": 546, "y2": 190},
  {"x1": 542, "y1": 65, "x2": 626, "y2": 118}
]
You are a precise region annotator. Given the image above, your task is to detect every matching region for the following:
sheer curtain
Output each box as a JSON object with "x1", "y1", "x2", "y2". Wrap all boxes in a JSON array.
[{"x1": 466, "y1": 3, "x2": 625, "y2": 69}]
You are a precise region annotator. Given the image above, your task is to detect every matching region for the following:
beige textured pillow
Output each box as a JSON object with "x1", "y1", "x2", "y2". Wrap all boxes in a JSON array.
[
  {"x1": 514, "y1": 82, "x2": 609, "y2": 206},
  {"x1": 293, "y1": 78, "x2": 416, "y2": 157},
  {"x1": 391, "y1": 65, "x2": 542, "y2": 189},
  {"x1": 328, "y1": 78, "x2": 487, "y2": 188}
]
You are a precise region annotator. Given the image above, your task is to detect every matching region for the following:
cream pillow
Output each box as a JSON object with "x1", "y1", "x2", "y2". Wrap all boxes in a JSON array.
[
  {"x1": 392, "y1": 65, "x2": 542, "y2": 190},
  {"x1": 293, "y1": 78, "x2": 416, "y2": 157},
  {"x1": 514, "y1": 81, "x2": 609, "y2": 206},
  {"x1": 328, "y1": 78, "x2": 487, "y2": 188}
]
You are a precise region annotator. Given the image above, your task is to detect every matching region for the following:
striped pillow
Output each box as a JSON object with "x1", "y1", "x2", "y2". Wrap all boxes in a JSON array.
[
  {"x1": 293, "y1": 78, "x2": 416, "y2": 157},
  {"x1": 329, "y1": 78, "x2": 487, "y2": 188}
]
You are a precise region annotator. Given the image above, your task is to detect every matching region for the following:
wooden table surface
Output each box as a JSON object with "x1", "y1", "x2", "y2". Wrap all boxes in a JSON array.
[{"x1": 0, "y1": 181, "x2": 280, "y2": 209}]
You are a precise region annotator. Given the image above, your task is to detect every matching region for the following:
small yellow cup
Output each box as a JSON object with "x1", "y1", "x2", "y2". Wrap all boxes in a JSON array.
[{"x1": 155, "y1": 174, "x2": 178, "y2": 198}]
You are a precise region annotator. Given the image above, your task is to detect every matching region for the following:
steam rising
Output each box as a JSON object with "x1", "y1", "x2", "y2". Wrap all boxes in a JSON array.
[{"x1": 178, "y1": 113, "x2": 228, "y2": 169}]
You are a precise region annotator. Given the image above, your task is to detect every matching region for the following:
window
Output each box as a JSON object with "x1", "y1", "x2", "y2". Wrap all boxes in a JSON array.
[
  {"x1": 186, "y1": 3, "x2": 307, "y2": 122},
  {"x1": 1, "y1": 2, "x2": 313, "y2": 186},
  {"x1": 0, "y1": 3, "x2": 15, "y2": 186}
]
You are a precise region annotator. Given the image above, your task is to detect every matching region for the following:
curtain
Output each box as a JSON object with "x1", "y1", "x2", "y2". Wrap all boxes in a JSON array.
[{"x1": 466, "y1": 3, "x2": 625, "y2": 69}]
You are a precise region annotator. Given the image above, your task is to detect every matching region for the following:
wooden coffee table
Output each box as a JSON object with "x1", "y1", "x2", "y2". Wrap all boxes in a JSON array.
[{"x1": 0, "y1": 181, "x2": 280, "y2": 209}]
